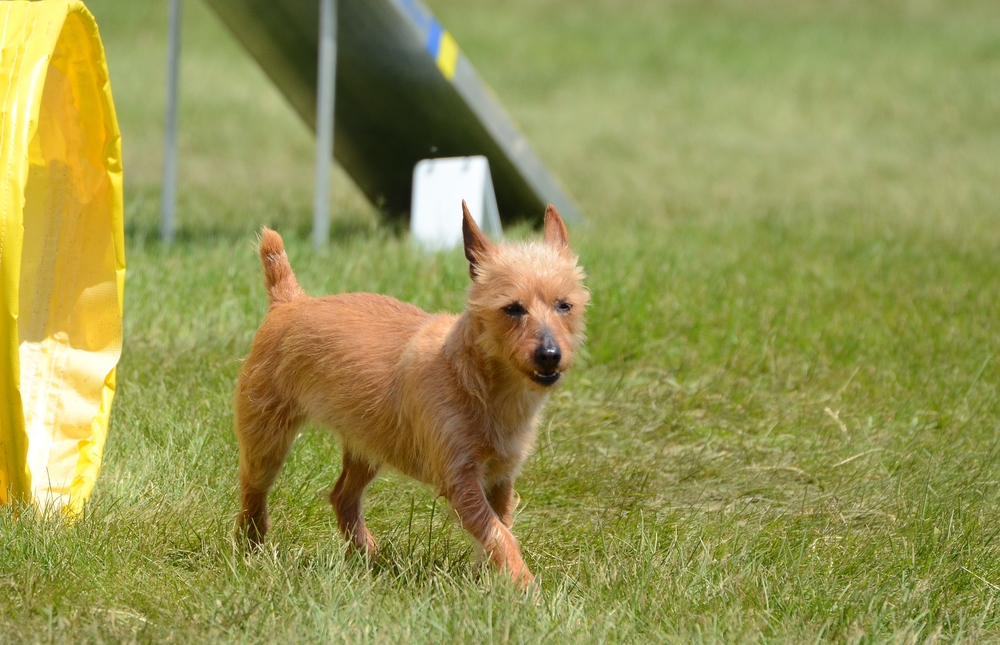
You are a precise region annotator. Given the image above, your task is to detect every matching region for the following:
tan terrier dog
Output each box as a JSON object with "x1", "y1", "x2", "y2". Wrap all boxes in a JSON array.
[{"x1": 234, "y1": 202, "x2": 588, "y2": 586}]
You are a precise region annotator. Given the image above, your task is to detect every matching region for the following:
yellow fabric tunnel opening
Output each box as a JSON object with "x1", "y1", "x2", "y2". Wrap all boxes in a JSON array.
[{"x1": 0, "y1": 0, "x2": 125, "y2": 518}]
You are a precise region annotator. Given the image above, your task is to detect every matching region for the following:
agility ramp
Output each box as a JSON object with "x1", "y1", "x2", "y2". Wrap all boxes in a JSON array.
[
  {"x1": 202, "y1": 0, "x2": 581, "y2": 223},
  {"x1": 0, "y1": 1, "x2": 125, "y2": 516}
]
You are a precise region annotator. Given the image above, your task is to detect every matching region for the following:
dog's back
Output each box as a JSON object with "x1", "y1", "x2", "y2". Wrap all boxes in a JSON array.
[
  {"x1": 252, "y1": 227, "x2": 430, "y2": 379},
  {"x1": 241, "y1": 233, "x2": 433, "y2": 436},
  {"x1": 257, "y1": 293, "x2": 430, "y2": 408}
]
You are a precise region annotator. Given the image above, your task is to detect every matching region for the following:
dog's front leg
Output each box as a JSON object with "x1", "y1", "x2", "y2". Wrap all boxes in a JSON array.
[
  {"x1": 485, "y1": 477, "x2": 517, "y2": 528},
  {"x1": 443, "y1": 466, "x2": 533, "y2": 587}
]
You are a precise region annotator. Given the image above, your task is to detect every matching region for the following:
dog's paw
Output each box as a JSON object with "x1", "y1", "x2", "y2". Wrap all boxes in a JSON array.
[{"x1": 520, "y1": 574, "x2": 543, "y2": 603}]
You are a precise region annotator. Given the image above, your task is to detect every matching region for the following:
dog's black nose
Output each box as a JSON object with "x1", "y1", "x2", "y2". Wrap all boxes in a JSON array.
[{"x1": 534, "y1": 338, "x2": 561, "y2": 371}]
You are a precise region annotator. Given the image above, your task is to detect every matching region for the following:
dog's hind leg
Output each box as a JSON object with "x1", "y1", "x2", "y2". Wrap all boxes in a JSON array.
[
  {"x1": 235, "y1": 397, "x2": 302, "y2": 548},
  {"x1": 329, "y1": 447, "x2": 380, "y2": 556}
]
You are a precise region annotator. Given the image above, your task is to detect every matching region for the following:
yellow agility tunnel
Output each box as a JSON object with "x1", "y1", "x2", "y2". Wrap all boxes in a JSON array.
[{"x1": 0, "y1": 0, "x2": 124, "y2": 517}]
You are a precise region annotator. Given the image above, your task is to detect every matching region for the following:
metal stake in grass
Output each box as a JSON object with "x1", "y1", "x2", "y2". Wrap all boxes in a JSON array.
[
  {"x1": 160, "y1": 0, "x2": 182, "y2": 244},
  {"x1": 313, "y1": 0, "x2": 338, "y2": 249}
]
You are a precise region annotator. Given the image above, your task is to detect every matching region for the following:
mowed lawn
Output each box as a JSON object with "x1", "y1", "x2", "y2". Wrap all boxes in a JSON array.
[{"x1": 4, "y1": 0, "x2": 1000, "y2": 641}]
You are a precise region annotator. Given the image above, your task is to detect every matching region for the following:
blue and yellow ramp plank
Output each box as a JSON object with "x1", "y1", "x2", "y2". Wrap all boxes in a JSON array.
[{"x1": 202, "y1": 0, "x2": 580, "y2": 223}]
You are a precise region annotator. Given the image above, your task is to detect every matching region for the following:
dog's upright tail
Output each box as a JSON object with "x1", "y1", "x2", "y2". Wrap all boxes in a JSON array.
[{"x1": 259, "y1": 227, "x2": 304, "y2": 304}]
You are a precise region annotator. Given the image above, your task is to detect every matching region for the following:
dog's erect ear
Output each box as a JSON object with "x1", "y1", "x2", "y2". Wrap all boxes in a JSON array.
[
  {"x1": 543, "y1": 204, "x2": 570, "y2": 250},
  {"x1": 462, "y1": 200, "x2": 492, "y2": 280}
]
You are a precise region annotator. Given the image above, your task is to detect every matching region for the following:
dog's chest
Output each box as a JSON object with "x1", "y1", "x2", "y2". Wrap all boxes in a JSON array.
[{"x1": 479, "y1": 404, "x2": 541, "y2": 470}]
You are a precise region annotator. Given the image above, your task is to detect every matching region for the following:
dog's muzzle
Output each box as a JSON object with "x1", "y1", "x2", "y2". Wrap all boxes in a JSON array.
[{"x1": 531, "y1": 335, "x2": 562, "y2": 386}]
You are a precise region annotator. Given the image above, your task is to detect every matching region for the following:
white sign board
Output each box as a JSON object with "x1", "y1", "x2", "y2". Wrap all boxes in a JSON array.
[{"x1": 411, "y1": 156, "x2": 502, "y2": 250}]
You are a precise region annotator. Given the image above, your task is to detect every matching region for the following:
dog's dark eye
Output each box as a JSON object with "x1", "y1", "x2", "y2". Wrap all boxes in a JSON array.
[
  {"x1": 556, "y1": 301, "x2": 573, "y2": 314},
  {"x1": 502, "y1": 303, "x2": 528, "y2": 317}
]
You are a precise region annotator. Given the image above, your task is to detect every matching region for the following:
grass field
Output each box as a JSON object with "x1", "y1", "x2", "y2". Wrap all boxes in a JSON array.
[{"x1": 4, "y1": 0, "x2": 1000, "y2": 641}]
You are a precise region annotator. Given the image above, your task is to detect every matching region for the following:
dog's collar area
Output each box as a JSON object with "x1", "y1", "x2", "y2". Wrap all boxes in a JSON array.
[{"x1": 531, "y1": 371, "x2": 561, "y2": 386}]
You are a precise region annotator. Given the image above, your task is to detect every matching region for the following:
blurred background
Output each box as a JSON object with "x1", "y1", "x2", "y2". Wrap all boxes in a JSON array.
[{"x1": 93, "y1": 0, "x2": 1000, "y2": 245}]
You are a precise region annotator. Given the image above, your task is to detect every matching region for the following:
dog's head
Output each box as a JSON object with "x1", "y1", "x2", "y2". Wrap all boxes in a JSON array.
[{"x1": 462, "y1": 201, "x2": 589, "y2": 388}]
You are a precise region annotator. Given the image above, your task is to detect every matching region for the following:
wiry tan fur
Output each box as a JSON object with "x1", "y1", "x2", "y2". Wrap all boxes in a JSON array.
[{"x1": 234, "y1": 202, "x2": 588, "y2": 587}]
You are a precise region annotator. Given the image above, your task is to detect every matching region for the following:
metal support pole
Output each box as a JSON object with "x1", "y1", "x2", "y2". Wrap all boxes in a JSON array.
[
  {"x1": 313, "y1": 0, "x2": 337, "y2": 248},
  {"x1": 160, "y1": 0, "x2": 182, "y2": 243}
]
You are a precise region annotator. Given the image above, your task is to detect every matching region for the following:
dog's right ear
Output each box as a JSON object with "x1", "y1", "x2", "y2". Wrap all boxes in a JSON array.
[
  {"x1": 543, "y1": 204, "x2": 570, "y2": 250},
  {"x1": 462, "y1": 200, "x2": 492, "y2": 280}
]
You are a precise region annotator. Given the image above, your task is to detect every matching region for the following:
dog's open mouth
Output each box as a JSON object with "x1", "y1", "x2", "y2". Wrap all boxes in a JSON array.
[{"x1": 531, "y1": 371, "x2": 561, "y2": 386}]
